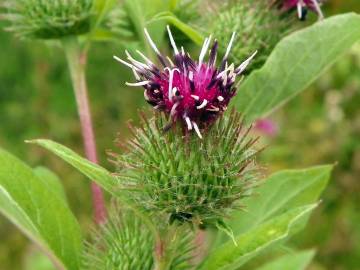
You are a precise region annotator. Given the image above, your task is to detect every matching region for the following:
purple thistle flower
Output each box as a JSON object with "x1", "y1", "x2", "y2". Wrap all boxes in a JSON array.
[
  {"x1": 282, "y1": 0, "x2": 324, "y2": 20},
  {"x1": 114, "y1": 26, "x2": 256, "y2": 139}
]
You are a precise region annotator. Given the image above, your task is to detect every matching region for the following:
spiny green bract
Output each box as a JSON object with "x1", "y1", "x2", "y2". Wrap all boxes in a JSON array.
[
  {"x1": 113, "y1": 110, "x2": 261, "y2": 228},
  {"x1": 204, "y1": 0, "x2": 292, "y2": 69},
  {"x1": 84, "y1": 204, "x2": 193, "y2": 270},
  {"x1": 1, "y1": 0, "x2": 93, "y2": 39}
]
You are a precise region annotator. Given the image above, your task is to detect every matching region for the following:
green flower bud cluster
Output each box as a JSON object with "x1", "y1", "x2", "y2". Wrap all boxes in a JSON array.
[
  {"x1": 84, "y1": 205, "x2": 154, "y2": 270},
  {"x1": 113, "y1": 110, "x2": 261, "y2": 228},
  {"x1": 1, "y1": 0, "x2": 93, "y2": 39},
  {"x1": 203, "y1": 0, "x2": 293, "y2": 69},
  {"x1": 84, "y1": 204, "x2": 193, "y2": 270}
]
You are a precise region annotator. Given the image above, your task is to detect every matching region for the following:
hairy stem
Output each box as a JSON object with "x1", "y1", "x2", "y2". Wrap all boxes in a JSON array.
[
  {"x1": 63, "y1": 37, "x2": 107, "y2": 224},
  {"x1": 154, "y1": 226, "x2": 182, "y2": 270},
  {"x1": 155, "y1": 237, "x2": 169, "y2": 270}
]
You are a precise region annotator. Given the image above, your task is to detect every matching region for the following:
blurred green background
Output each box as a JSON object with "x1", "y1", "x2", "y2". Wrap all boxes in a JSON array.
[{"x1": 0, "y1": 1, "x2": 359, "y2": 269}]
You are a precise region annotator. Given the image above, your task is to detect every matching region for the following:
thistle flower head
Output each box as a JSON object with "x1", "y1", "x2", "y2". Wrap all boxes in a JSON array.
[
  {"x1": 1, "y1": 0, "x2": 93, "y2": 39},
  {"x1": 113, "y1": 110, "x2": 261, "y2": 228},
  {"x1": 84, "y1": 204, "x2": 194, "y2": 270},
  {"x1": 114, "y1": 26, "x2": 257, "y2": 139},
  {"x1": 282, "y1": 0, "x2": 324, "y2": 20}
]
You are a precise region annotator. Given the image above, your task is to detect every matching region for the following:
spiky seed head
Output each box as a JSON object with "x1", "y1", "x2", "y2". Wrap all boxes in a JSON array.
[
  {"x1": 83, "y1": 203, "x2": 194, "y2": 270},
  {"x1": 114, "y1": 26, "x2": 257, "y2": 139},
  {"x1": 112, "y1": 110, "x2": 261, "y2": 228},
  {"x1": 83, "y1": 205, "x2": 154, "y2": 270},
  {"x1": 1, "y1": 0, "x2": 93, "y2": 39},
  {"x1": 203, "y1": 0, "x2": 293, "y2": 69}
]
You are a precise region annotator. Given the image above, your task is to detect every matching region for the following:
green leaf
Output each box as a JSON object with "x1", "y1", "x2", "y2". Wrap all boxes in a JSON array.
[
  {"x1": 27, "y1": 139, "x2": 116, "y2": 194},
  {"x1": 150, "y1": 11, "x2": 204, "y2": 45},
  {"x1": 0, "y1": 148, "x2": 82, "y2": 270},
  {"x1": 198, "y1": 204, "x2": 317, "y2": 270},
  {"x1": 24, "y1": 247, "x2": 57, "y2": 270},
  {"x1": 234, "y1": 13, "x2": 360, "y2": 122},
  {"x1": 255, "y1": 250, "x2": 315, "y2": 270},
  {"x1": 33, "y1": 167, "x2": 68, "y2": 204},
  {"x1": 215, "y1": 220, "x2": 237, "y2": 246},
  {"x1": 230, "y1": 165, "x2": 333, "y2": 235},
  {"x1": 122, "y1": 0, "x2": 167, "y2": 56}
]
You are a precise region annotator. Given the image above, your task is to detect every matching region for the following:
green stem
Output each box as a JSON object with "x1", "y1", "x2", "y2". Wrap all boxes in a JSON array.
[
  {"x1": 62, "y1": 37, "x2": 107, "y2": 224},
  {"x1": 154, "y1": 225, "x2": 183, "y2": 270}
]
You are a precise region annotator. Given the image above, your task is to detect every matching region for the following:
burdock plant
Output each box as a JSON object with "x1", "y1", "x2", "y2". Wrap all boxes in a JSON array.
[{"x1": 105, "y1": 27, "x2": 261, "y2": 268}]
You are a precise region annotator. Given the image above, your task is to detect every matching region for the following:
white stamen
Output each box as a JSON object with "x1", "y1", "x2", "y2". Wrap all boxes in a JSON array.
[
  {"x1": 216, "y1": 63, "x2": 234, "y2": 79},
  {"x1": 166, "y1": 57, "x2": 175, "y2": 67},
  {"x1": 191, "y1": 95, "x2": 199, "y2": 100},
  {"x1": 132, "y1": 68, "x2": 140, "y2": 80},
  {"x1": 144, "y1": 90, "x2": 150, "y2": 100},
  {"x1": 167, "y1": 25, "x2": 179, "y2": 55},
  {"x1": 125, "y1": 50, "x2": 149, "y2": 69},
  {"x1": 154, "y1": 89, "x2": 160, "y2": 94},
  {"x1": 236, "y1": 51, "x2": 257, "y2": 74},
  {"x1": 113, "y1": 55, "x2": 136, "y2": 69},
  {"x1": 211, "y1": 53, "x2": 217, "y2": 67},
  {"x1": 165, "y1": 67, "x2": 180, "y2": 101},
  {"x1": 222, "y1": 76, "x2": 228, "y2": 86},
  {"x1": 136, "y1": 50, "x2": 154, "y2": 66},
  {"x1": 198, "y1": 36, "x2": 212, "y2": 68},
  {"x1": 189, "y1": 71, "x2": 194, "y2": 81},
  {"x1": 172, "y1": 87, "x2": 178, "y2": 96},
  {"x1": 297, "y1": 1, "x2": 304, "y2": 19},
  {"x1": 207, "y1": 106, "x2": 220, "y2": 112},
  {"x1": 126, "y1": 81, "x2": 150, "y2": 86},
  {"x1": 311, "y1": 0, "x2": 324, "y2": 20},
  {"x1": 192, "y1": 121, "x2": 203, "y2": 139},
  {"x1": 223, "y1": 32, "x2": 236, "y2": 60},
  {"x1": 170, "y1": 102, "x2": 179, "y2": 116},
  {"x1": 217, "y1": 96, "x2": 224, "y2": 102},
  {"x1": 228, "y1": 63, "x2": 235, "y2": 77},
  {"x1": 181, "y1": 46, "x2": 186, "y2": 56},
  {"x1": 144, "y1": 28, "x2": 161, "y2": 55},
  {"x1": 198, "y1": 38, "x2": 208, "y2": 63},
  {"x1": 185, "y1": 117, "x2": 193, "y2": 130},
  {"x1": 196, "y1": 99, "x2": 208, "y2": 109}
]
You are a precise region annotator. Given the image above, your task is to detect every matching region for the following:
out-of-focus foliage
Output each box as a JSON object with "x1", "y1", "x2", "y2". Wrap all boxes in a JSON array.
[
  {"x1": 0, "y1": 20, "x2": 144, "y2": 269},
  {"x1": 234, "y1": 13, "x2": 360, "y2": 122},
  {"x1": 0, "y1": 148, "x2": 83, "y2": 270},
  {"x1": 261, "y1": 42, "x2": 360, "y2": 270}
]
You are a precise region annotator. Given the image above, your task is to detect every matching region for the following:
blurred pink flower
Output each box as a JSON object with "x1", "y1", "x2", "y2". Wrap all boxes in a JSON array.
[{"x1": 255, "y1": 118, "x2": 278, "y2": 137}]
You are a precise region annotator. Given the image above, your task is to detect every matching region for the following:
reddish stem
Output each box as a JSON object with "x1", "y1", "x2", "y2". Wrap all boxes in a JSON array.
[{"x1": 63, "y1": 38, "x2": 107, "y2": 224}]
